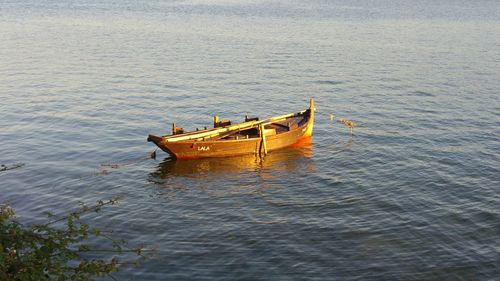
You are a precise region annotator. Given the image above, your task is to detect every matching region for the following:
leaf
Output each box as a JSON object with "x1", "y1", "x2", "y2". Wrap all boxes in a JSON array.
[
  {"x1": 78, "y1": 245, "x2": 90, "y2": 252},
  {"x1": 0, "y1": 199, "x2": 147, "y2": 280}
]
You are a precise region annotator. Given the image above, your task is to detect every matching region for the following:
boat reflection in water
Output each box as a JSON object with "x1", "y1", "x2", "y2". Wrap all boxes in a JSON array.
[{"x1": 149, "y1": 138, "x2": 314, "y2": 181}]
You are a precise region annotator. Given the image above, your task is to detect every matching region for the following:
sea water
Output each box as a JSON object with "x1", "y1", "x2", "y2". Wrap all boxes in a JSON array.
[{"x1": 1, "y1": 0, "x2": 499, "y2": 279}]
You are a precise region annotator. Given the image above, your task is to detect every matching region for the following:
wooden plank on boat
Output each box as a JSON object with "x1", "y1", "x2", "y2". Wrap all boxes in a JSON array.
[{"x1": 259, "y1": 124, "x2": 268, "y2": 156}]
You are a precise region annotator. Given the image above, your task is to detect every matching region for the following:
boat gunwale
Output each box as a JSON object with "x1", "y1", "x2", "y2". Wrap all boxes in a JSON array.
[{"x1": 160, "y1": 110, "x2": 308, "y2": 142}]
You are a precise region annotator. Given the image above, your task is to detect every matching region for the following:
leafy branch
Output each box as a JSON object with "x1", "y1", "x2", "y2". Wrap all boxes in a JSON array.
[{"x1": 1, "y1": 198, "x2": 152, "y2": 281}]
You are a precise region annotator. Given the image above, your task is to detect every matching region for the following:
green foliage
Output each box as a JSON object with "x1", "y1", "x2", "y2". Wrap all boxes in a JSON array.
[{"x1": 0, "y1": 199, "x2": 145, "y2": 281}]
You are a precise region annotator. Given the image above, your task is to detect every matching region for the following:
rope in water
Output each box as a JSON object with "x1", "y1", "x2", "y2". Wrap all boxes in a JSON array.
[{"x1": 324, "y1": 112, "x2": 356, "y2": 135}]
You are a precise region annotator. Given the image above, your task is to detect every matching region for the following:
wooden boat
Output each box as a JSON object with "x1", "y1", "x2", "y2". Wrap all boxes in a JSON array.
[{"x1": 147, "y1": 98, "x2": 314, "y2": 159}]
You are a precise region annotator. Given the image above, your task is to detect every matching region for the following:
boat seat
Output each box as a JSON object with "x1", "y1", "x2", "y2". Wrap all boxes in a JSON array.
[{"x1": 245, "y1": 115, "x2": 259, "y2": 122}]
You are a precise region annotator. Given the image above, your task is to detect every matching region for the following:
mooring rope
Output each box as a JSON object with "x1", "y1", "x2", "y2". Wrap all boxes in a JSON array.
[
  {"x1": 100, "y1": 148, "x2": 158, "y2": 169},
  {"x1": 319, "y1": 111, "x2": 356, "y2": 135}
]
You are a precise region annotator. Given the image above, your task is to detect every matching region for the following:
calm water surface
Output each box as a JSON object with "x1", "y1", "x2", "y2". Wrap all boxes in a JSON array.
[{"x1": 1, "y1": 0, "x2": 499, "y2": 280}]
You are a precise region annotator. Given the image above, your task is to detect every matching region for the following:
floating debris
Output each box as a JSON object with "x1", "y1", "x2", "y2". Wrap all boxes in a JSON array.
[
  {"x1": 328, "y1": 112, "x2": 356, "y2": 135},
  {"x1": 0, "y1": 163, "x2": 25, "y2": 172},
  {"x1": 100, "y1": 164, "x2": 120, "y2": 169},
  {"x1": 338, "y1": 118, "x2": 356, "y2": 135}
]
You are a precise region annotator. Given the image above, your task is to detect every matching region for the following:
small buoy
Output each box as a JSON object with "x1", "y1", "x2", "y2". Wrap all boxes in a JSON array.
[{"x1": 330, "y1": 114, "x2": 335, "y2": 121}]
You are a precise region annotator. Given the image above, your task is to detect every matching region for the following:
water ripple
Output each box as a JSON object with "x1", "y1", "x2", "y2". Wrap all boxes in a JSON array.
[{"x1": 1, "y1": 1, "x2": 500, "y2": 280}]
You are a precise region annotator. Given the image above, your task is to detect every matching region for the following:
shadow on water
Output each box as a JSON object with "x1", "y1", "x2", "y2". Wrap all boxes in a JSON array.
[{"x1": 148, "y1": 141, "x2": 315, "y2": 182}]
